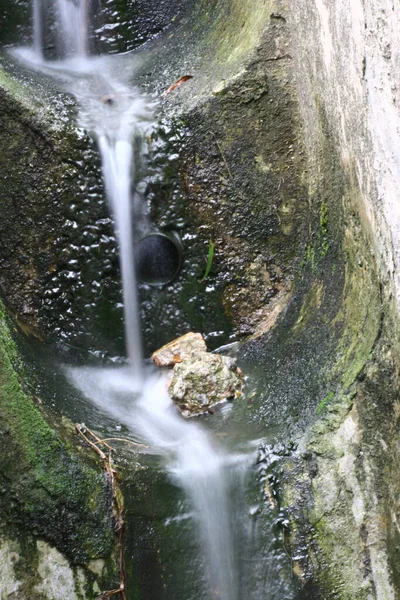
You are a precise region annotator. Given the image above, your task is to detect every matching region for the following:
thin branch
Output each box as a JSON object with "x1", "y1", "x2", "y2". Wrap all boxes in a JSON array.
[
  {"x1": 94, "y1": 437, "x2": 148, "y2": 449},
  {"x1": 76, "y1": 424, "x2": 127, "y2": 600}
]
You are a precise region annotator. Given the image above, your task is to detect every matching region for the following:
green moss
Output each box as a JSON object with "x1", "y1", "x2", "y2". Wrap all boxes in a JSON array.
[
  {"x1": 279, "y1": 97, "x2": 387, "y2": 597},
  {"x1": 292, "y1": 281, "x2": 324, "y2": 334},
  {"x1": 319, "y1": 199, "x2": 329, "y2": 257},
  {"x1": 331, "y1": 203, "x2": 381, "y2": 389},
  {"x1": 300, "y1": 198, "x2": 330, "y2": 270},
  {"x1": 0, "y1": 301, "x2": 117, "y2": 588},
  {"x1": 316, "y1": 391, "x2": 335, "y2": 414}
]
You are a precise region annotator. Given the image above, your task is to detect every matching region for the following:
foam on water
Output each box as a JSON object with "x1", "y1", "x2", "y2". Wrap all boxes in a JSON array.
[{"x1": 68, "y1": 365, "x2": 252, "y2": 600}]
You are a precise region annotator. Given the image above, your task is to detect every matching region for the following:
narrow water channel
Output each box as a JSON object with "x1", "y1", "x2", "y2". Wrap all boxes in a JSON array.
[{"x1": 12, "y1": 2, "x2": 298, "y2": 598}]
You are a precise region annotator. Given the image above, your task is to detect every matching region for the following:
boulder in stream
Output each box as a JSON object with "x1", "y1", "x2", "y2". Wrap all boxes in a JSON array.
[{"x1": 152, "y1": 332, "x2": 243, "y2": 417}]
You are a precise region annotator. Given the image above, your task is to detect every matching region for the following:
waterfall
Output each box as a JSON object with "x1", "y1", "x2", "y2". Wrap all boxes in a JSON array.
[
  {"x1": 32, "y1": 0, "x2": 88, "y2": 58},
  {"x1": 97, "y1": 135, "x2": 143, "y2": 374},
  {"x1": 68, "y1": 367, "x2": 246, "y2": 600},
  {"x1": 33, "y1": 0, "x2": 43, "y2": 58},
  {"x1": 69, "y1": 69, "x2": 244, "y2": 598},
  {"x1": 23, "y1": 2, "x2": 255, "y2": 597},
  {"x1": 72, "y1": 71, "x2": 150, "y2": 372},
  {"x1": 56, "y1": 0, "x2": 89, "y2": 58},
  {"x1": 68, "y1": 75, "x2": 244, "y2": 596}
]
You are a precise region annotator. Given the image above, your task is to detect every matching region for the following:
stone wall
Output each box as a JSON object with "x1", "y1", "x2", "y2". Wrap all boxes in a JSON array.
[
  {"x1": 290, "y1": 0, "x2": 400, "y2": 311},
  {"x1": 283, "y1": 2, "x2": 400, "y2": 598}
]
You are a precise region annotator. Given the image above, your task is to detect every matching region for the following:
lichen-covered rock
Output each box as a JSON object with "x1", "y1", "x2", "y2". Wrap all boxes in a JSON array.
[
  {"x1": 0, "y1": 537, "x2": 104, "y2": 600},
  {"x1": 152, "y1": 332, "x2": 243, "y2": 416},
  {"x1": 152, "y1": 332, "x2": 207, "y2": 367},
  {"x1": 34, "y1": 540, "x2": 88, "y2": 600},
  {"x1": 168, "y1": 352, "x2": 243, "y2": 417}
]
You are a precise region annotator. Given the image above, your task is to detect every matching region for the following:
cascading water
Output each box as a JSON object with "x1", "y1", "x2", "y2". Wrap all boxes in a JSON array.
[
  {"x1": 76, "y1": 74, "x2": 148, "y2": 374},
  {"x1": 56, "y1": 0, "x2": 89, "y2": 58},
  {"x1": 33, "y1": 0, "x2": 42, "y2": 58},
  {"x1": 23, "y1": 2, "x2": 257, "y2": 598},
  {"x1": 31, "y1": 0, "x2": 88, "y2": 60},
  {"x1": 69, "y1": 367, "x2": 250, "y2": 600},
  {"x1": 68, "y1": 74, "x2": 246, "y2": 596},
  {"x1": 97, "y1": 134, "x2": 143, "y2": 373}
]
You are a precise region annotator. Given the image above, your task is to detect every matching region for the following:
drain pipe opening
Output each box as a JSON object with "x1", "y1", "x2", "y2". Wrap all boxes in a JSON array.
[{"x1": 136, "y1": 232, "x2": 183, "y2": 286}]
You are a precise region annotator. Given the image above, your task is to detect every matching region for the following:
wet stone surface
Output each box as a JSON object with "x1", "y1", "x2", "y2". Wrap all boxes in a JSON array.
[{"x1": 0, "y1": 0, "x2": 187, "y2": 55}]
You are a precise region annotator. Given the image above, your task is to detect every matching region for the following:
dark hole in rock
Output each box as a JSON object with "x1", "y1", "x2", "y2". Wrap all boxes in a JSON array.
[{"x1": 136, "y1": 233, "x2": 183, "y2": 286}]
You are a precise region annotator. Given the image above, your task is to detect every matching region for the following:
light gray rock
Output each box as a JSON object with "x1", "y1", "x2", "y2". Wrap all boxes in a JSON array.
[
  {"x1": 152, "y1": 332, "x2": 207, "y2": 367},
  {"x1": 35, "y1": 541, "x2": 84, "y2": 600},
  {"x1": 169, "y1": 352, "x2": 243, "y2": 417}
]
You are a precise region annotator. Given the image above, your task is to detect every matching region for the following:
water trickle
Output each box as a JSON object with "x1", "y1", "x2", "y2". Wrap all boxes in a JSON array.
[
  {"x1": 73, "y1": 74, "x2": 244, "y2": 595},
  {"x1": 57, "y1": 0, "x2": 89, "y2": 58},
  {"x1": 18, "y1": 2, "x2": 275, "y2": 597},
  {"x1": 33, "y1": 0, "x2": 43, "y2": 59},
  {"x1": 98, "y1": 135, "x2": 142, "y2": 371},
  {"x1": 32, "y1": 0, "x2": 89, "y2": 59},
  {"x1": 68, "y1": 367, "x2": 248, "y2": 600}
]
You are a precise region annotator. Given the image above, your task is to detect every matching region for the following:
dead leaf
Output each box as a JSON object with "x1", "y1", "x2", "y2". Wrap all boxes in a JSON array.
[{"x1": 161, "y1": 75, "x2": 194, "y2": 97}]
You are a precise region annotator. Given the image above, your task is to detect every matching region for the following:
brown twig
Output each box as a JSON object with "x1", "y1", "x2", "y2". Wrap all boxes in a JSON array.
[
  {"x1": 75, "y1": 424, "x2": 127, "y2": 600},
  {"x1": 93, "y1": 437, "x2": 148, "y2": 449}
]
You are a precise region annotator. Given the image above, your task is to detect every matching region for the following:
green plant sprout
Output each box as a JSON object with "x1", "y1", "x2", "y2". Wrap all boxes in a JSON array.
[{"x1": 201, "y1": 240, "x2": 215, "y2": 282}]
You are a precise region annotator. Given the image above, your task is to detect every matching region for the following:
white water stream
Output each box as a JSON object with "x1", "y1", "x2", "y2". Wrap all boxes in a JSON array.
[
  {"x1": 56, "y1": 0, "x2": 89, "y2": 58},
  {"x1": 33, "y1": 0, "x2": 42, "y2": 58},
  {"x1": 71, "y1": 76, "x2": 245, "y2": 595},
  {"x1": 76, "y1": 73, "x2": 148, "y2": 377},
  {"x1": 21, "y1": 2, "x2": 263, "y2": 598},
  {"x1": 69, "y1": 366, "x2": 251, "y2": 600}
]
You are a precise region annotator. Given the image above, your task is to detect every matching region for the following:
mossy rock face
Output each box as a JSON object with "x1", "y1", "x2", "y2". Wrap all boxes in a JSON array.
[
  {"x1": 275, "y1": 109, "x2": 400, "y2": 598},
  {"x1": 0, "y1": 57, "x2": 132, "y2": 354},
  {"x1": 142, "y1": 4, "x2": 400, "y2": 595},
  {"x1": 140, "y1": 0, "x2": 308, "y2": 347},
  {"x1": 169, "y1": 58, "x2": 307, "y2": 338},
  {"x1": 0, "y1": 0, "x2": 309, "y2": 356},
  {"x1": 282, "y1": 344, "x2": 399, "y2": 600},
  {"x1": 0, "y1": 59, "x2": 107, "y2": 347},
  {"x1": 0, "y1": 303, "x2": 119, "y2": 597}
]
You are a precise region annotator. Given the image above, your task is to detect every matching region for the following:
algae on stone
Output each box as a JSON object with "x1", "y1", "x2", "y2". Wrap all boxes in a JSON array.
[{"x1": 0, "y1": 301, "x2": 118, "y2": 597}]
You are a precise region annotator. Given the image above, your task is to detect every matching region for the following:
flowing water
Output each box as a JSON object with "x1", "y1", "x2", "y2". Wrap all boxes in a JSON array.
[
  {"x1": 56, "y1": 0, "x2": 89, "y2": 58},
  {"x1": 68, "y1": 73, "x2": 246, "y2": 593},
  {"x1": 68, "y1": 366, "x2": 251, "y2": 600},
  {"x1": 76, "y1": 74, "x2": 149, "y2": 375},
  {"x1": 11, "y1": 2, "x2": 295, "y2": 598},
  {"x1": 33, "y1": 0, "x2": 42, "y2": 58}
]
